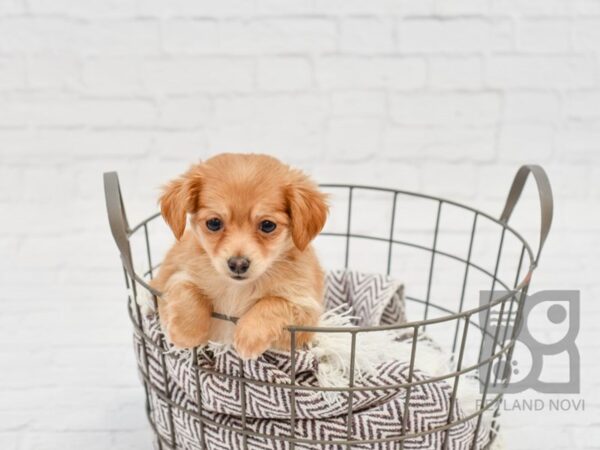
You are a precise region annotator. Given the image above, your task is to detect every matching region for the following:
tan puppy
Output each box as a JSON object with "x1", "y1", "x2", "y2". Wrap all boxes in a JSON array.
[{"x1": 150, "y1": 154, "x2": 328, "y2": 359}]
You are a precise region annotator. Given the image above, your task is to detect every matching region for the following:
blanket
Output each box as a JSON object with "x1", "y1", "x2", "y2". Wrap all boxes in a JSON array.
[{"x1": 133, "y1": 270, "x2": 493, "y2": 450}]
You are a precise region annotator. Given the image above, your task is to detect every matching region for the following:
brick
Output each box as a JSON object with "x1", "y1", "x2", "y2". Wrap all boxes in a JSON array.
[
  {"x1": 518, "y1": 19, "x2": 571, "y2": 53},
  {"x1": 576, "y1": 0, "x2": 600, "y2": 14},
  {"x1": 379, "y1": 58, "x2": 428, "y2": 89},
  {"x1": 486, "y1": 55, "x2": 595, "y2": 89},
  {"x1": 220, "y1": 19, "x2": 337, "y2": 54},
  {"x1": 158, "y1": 96, "x2": 212, "y2": 128},
  {"x1": 398, "y1": 19, "x2": 493, "y2": 53},
  {"x1": 491, "y1": 18, "x2": 515, "y2": 51},
  {"x1": 421, "y1": 163, "x2": 477, "y2": 198},
  {"x1": 138, "y1": 0, "x2": 255, "y2": 17},
  {"x1": 0, "y1": 56, "x2": 25, "y2": 90},
  {"x1": 27, "y1": 0, "x2": 137, "y2": 17},
  {"x1": 0, "y1": 129, "x2": 151, "y2": 164},
  {"x1": 565, "y1": 92, "x2": 600, "y2": 121},
  {"x1": 18, "y1": 237, "x2": 71, "y2": 269},
  {"x1": 0, "y1": 0, "x2": 23, "y2": 14},
  {"x1": 0, "y1": 19, "x2": 157, "y2": 57},
  {"x1": 150, "y1": 131, "x2": 209, "y2": 159},
  {"x1": 0, "y1": 433, "x2": 17, "y2": 450},
  {"x1": 0, "y1": 167, "x2": 21, "y2": 202},
  {"x1": 331, "y1": 91, "x2": 386, "y2": 117},
  {"x1": 497, "y1": 124, "x2": 555, "y2": 162},
  {"x1": 313, "y1": 0, "x2": 435, "y2": 15},
  {"x1": 0, "y1": 18, "x2": 84, "y2": 54},
  {"x1": 0, "y1": 203, "x2": 73, "y2": 236},
  {"x1": 82, "y1": 131, "x2": 154, "y2": 158},
  {"x1": 161, "y1": 19, "x2": 219, "y2": 54},
  {"x1": 21, "y1": 166, "x2": 76, "y2": 204},
  {"x1": 573, "y1": 18, "x2": 600, "y2": 52},
  {"x1": 557, "y1": 124, "x2": 600, "y2": 163},
  {"x1": 0, "y1": 411, "x2": 32, "y2": 430},
  {"x1": 210, "y1": 121, "x2": 325, "y2": 159},
  {"x1": 315, "y1": 57, "x2": 370, "y2": 89},
  {"x1": 310, "y1": 160, "x2": 421, "y2": 190},
  {"x1": 428, "y1": 56, "x2": 483, "y2": 89},
  {"x1": 591, "y1": 166, "x2": 600, "y2": 198},
  {"x1": 214, "y1": 94, "x2": 328, "y2": 124},
  {"x1": 0, "y1": 96, "x2": 157, "y2": 127},
  {"x1": 84, "y1": 21, "x2": 160, "y2": 56},
  {"x1": 561, "y1": 200, "x2": 600, "y2": 232},
  {"x1": 82, "y1": 57, "x2": 142, "y2": 95},
  {"x1": 491, "y1": 0, "x2": 574, "y2": 15},
  {"x1": 0, "y1": 97, "x2": 29, "y2": 126},
  {"x1": 142, "y1": 57, "x2": 254, "y2": 94},
  {"x1": 316, "y1": 56, "x2": 426, "y2": 89},
  {"x1": 326, "y1": 118, "x2": 382, "y2": 161},
  {"x1": 257, "y1": 0, "x2": 313, "y2": 14},
  {"x1": 547, "y1": 164, "x2": 589, "y2": 198},
  {"x1": 434, "y1": 0, "x2": 490, "y2": 14},
  {"x1": 340, "y1": 17, "x2": 395, "y2": 53},
  {"x1": 389, "y1": 92, "x2": 501, "y2": 126},
  {"x1": 257, "y1": 57, "x2": 312, "y2": 92},
  {"x1": 383, "y1": 126, "x2": 496, "y2": 161},
  {"x1": 504, "y1": 92, "x2": 560, "y2": 122},
  {"x1": 26, "y1": 56, "x2": 80, "y2": 89},
  {"x1": 212, "y1": 95, "x2": 327, "y2": 159}
]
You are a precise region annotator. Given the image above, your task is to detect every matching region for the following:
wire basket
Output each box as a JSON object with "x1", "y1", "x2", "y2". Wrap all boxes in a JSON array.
[{"x1": 104, "y1": 164, "x2": 553, "y2": 450}]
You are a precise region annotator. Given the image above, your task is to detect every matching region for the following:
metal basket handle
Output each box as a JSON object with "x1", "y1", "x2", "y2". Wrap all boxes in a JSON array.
[
  {"x1": 499, "y1": 164, "x2": 553, "y2": 266},
  {"x1": 104, "y1": 171, "x2": 164, "y2": 299},
  {"x1": 103, "y1": 171, "x2": 137, "y2": 279}
]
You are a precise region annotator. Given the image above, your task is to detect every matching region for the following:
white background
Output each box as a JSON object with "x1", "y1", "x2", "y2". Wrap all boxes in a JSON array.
[{"x1": 1, "y1": 0, "x2": 599, "y2": 449}]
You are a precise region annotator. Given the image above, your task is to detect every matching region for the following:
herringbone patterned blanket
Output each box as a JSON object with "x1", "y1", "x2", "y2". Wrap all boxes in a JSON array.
[{"x1": 134, "y1": 270, "x2": 492, "y2": 450}]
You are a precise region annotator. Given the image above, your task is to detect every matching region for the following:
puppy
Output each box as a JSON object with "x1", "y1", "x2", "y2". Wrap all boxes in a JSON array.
[{"x1": 150, "y1": 154, "x2": 328, "y2": 359}]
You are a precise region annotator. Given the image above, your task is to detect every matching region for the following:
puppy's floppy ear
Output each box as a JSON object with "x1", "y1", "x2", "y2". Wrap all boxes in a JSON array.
[
  {"x1": 286, "y1": 171, "x2": 329, "y2": 251},
  {"x1": 159, "y1": 164, "x2": 203, "y2": 240}
]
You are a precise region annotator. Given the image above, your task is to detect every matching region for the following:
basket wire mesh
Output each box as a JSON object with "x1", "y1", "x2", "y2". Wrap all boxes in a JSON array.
[{"x1": 104, "y1": 164, "x2": 553, "y2": 450}]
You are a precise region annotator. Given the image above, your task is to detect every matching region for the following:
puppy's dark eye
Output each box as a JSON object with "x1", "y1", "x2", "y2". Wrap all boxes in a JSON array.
[
  {"x1": 259, "y1": 220, "x2": 276, "y2": 233},
  {"x1": 206, "y1": 218, "x2": 222, "y2": 231}
]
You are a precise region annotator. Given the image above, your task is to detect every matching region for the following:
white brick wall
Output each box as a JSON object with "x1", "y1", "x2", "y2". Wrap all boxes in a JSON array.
[{"x1": 0, "y1": 1, "x2": 598, "y2": 449}]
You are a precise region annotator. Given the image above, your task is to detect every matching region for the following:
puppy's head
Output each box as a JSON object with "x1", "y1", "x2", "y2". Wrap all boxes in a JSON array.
[{"x1": 159, "y1": 154, "x2": 328, "y2": 283}]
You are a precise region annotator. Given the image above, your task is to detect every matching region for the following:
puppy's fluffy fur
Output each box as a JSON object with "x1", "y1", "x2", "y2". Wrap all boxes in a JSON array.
[{"x1": 150, "y1": 154, "x2": 328, "y2": 359}]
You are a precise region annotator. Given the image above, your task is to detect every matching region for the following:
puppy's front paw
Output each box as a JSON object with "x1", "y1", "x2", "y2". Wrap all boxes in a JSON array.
[
  {"x1": 163, "y1": 299, "x2": 211, "y2": 349},
  {"x1": 234, "y1": 320, "x2": 277, "y2": 360},
  {"x1": 166, "y1": 320, "x2": 209, "y2": 349}
]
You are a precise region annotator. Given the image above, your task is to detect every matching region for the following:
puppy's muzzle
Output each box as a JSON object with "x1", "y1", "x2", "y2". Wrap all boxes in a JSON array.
[{"x1": 227, "y1": 256, "x2": 250, "y2": 275}]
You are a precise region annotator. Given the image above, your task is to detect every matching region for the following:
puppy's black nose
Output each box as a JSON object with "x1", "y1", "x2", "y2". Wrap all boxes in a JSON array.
[{"x1": 227, "y1": 256, "x2": 250, "y2": 275}]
